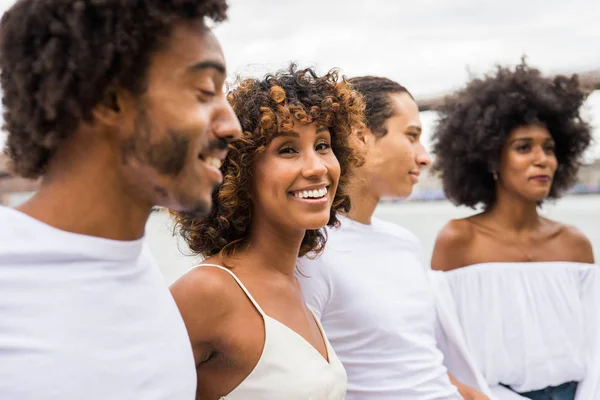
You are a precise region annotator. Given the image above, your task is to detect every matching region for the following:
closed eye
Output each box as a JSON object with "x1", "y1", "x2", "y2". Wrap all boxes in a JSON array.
[{"x1": 197, "y1": 90, "x2": 217, "y2": 102}]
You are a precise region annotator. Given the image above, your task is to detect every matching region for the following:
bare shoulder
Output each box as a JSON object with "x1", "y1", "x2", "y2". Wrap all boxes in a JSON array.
[
  {"x1": 546, "y1": 219, "x2": 595, "y2": 263},
  {"x1": 434, "y1": 218, "x2": 476, "y2": 252},
  {"x1": 170, "y1": 262, "x2": 240, "y2": 341},
  {"x1": 431, "y1": 218, "x2": 476, "y2": 271}
]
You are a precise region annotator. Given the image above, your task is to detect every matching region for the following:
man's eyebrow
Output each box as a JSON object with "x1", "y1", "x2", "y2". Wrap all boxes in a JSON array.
[
  {"x1": 408, "y1": 125, "x2": 422, "y2": 133},
  {"x1": 188, "y1": 60, "x2": 226, "y2": 75}
]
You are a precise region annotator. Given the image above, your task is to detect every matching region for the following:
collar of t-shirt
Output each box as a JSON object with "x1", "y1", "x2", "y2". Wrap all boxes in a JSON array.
[{"x1": 0, "y1": 206, "x2": 145, "y2": 262}]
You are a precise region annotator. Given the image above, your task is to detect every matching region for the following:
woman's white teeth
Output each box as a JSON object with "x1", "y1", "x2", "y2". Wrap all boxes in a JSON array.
[
  {"x1": 294, "y1": 187, "x2": 328, "y2": 199},
  {"x1": 204, "y1": 156, "x2": 222, "y2": 169}
]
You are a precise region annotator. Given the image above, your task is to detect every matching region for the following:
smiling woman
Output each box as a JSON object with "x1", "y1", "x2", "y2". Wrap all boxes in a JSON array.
[
  {"x1": 168, "y1": 64, "x2": 364, "y2": 400},
  {"x1": 174, "y1": 64, "x2": 364, "y2": 258}
]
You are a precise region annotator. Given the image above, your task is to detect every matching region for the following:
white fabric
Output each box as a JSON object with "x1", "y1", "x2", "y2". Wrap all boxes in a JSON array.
[
  {"x1": 195, "y1": 264, "x2": 347, "y2": 400},
  {"x1": 443, "y1": 262, "x2": 600, "y2": 399},
  {"x1": 0, "y1": 206, "x2": 196, "y2": 400},
  {"x1": 429, "y1": 271, "x2": 494, "y2": 398},
  {"x1": 488, "y1": 386, "x2": 529, "y2": 400},
  {"x1": 298, "y1": 216, "x2": 464, "y2": 400}
]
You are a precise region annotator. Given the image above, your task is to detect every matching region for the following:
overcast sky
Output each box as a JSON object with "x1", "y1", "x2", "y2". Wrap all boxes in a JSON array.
[
  {"x1": 215, "y1": 0, "x2": 600, "y2": 97},
  {"x1": 1, "y1": 0, "x2": 599, "y2": 156}
]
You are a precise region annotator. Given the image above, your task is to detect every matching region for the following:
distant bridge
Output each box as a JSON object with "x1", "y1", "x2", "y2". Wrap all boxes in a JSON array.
[{"x1": 417, "y1": 68, "x2": 600, "y2": 111}]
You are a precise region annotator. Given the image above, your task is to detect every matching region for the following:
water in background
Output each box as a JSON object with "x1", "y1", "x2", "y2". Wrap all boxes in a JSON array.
[{"x1": 148, "y1": 194, "x2": 600, "y2": 285}]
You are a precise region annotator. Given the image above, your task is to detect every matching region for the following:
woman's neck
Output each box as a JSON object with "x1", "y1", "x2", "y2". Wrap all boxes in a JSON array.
[
  {"x1": 229, "y1": 220, "x2": 305, "y2": 279},
  {"x1": 485, "y1": 189, "x2": 542, "y2": 233}
]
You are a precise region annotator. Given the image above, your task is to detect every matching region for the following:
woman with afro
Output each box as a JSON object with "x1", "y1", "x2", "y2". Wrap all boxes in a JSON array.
[
  {"x1": 169, "y1": 64, "x2": 365, "y2": 400},
  {"x1": 431, "y1": 62, "x2": 598, "y2": 400}
]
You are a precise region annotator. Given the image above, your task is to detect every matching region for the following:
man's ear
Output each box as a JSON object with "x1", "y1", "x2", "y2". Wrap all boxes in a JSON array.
[
  {"x1": 92, "y1": 87, "x2": 125, "y2": 127},
  {"x1": 353, "y1": 122, "x2": 378, "y2": 147},
  {"x1": 352, "y1": 122, "x2": 369, "y2": 145}
]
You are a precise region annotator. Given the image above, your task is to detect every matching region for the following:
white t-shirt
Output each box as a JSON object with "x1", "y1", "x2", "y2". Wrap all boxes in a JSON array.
[
  {"x1": 0, "y1": 206, "x2": 196, "y2": 400},
  {"x1": 299, "y1": 216, "x2": 462, "y2": 400}
]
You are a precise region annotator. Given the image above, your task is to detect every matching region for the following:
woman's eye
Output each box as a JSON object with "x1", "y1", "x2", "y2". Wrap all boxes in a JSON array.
[
  {"x1": 516, "y1": 144, "x2": 530, "y2": 152},
  {"x1": 316, "y1": 142, "x2": 331, "y2": 152},
  {"x1": 278, "y1": 146, "x2": 297, "y2": 155}
]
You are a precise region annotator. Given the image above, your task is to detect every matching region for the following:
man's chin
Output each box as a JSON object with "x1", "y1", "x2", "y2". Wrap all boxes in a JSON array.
[
  {"x1": 385, "y1": 188, "x2": 413, "y2": 200},
  {"x1": 179, "y1": 183, "x2": 222, "y2": 218},
  {"x1": 176, "y1": 200, "x2": 212, "y2": 220}
]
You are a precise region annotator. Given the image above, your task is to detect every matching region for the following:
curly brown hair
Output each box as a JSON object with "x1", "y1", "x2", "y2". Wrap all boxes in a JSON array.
[
  {"x1": 173, "y1": 65, "x2": 365, "y2": 258},
  {"x1": 431, "y1": 61, "x2": 592, "y2": 209},
  {"x1": 0, "y1": 0, "x2": 228, "y2": 179}
]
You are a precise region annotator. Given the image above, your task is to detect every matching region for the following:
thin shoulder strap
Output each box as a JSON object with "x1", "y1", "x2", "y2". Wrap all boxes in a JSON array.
[
  {"x1": 306, "y1": 304, "x2": 328, "y2": 343},
  {"x1": 195, "y1": 263, "x2": 266, "y2": 317}
]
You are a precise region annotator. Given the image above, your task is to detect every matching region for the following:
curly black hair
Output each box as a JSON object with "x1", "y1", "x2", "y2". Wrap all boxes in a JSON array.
[
  {"x1": 0, "y1": 0, "x2": 228, "y2": 179},
  {"x1": 431, "y1": 61, "x2": 592, "y2": 209},
  {"x1": 348, "y1": 76, "x2": 412, "y2": 137},
  {"x1": 173, "y1": 64, "x2": 365, "y2": 258}
]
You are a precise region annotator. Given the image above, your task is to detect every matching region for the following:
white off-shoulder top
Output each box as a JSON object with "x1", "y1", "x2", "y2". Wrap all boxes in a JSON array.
[{"x1": 443, "y1": 262, "x2": 599, "y2": 397}]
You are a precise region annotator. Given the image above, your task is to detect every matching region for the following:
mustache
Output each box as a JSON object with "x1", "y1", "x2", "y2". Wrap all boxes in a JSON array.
[{"x1": 207, "y1": 137, "x2": 230, "y2": 151}]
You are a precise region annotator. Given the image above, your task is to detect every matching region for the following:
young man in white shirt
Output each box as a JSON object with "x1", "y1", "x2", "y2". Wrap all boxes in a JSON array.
[
  {"x1": 0, "y1": 1, "x2": 241, "y2": 399},
  {"x1": 299, "y1": 76, "x2": 489, "y2": 400}
]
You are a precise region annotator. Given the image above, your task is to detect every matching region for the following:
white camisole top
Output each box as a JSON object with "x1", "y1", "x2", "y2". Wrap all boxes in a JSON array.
[{"x1": 197, "y1": 264, "x2": 347, "y2": 400}]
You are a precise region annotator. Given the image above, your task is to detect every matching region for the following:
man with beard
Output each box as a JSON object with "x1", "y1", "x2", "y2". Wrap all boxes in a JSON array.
[{"x1": 0, "y1": 1, "x2": 241, "y2": 399}]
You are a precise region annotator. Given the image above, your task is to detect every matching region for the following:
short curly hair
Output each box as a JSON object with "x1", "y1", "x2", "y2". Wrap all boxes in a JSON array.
[
  {"x1": 431, "y1": 61, "x2": 592, "y2": 209},
  {"x1": 0, "y1": 0, "x2": 228, "y2": 179},
  {"x1": 173, "y1": 65, "x2": 365, "y2": 258},
  {"x1": 348, "y1": 76, "x2": 412, "y2": 137}
]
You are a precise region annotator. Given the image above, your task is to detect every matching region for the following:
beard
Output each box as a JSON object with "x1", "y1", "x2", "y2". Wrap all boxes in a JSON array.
[
  {"x1": 119, "y1": 103, "x2": 228, "y2": 219},
  {"x1": 175, "y1": 184, "x2": 219, "y2": 220},
  {"x1": 119, "y1": 106, "x2": 191, "y2": 178}
]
